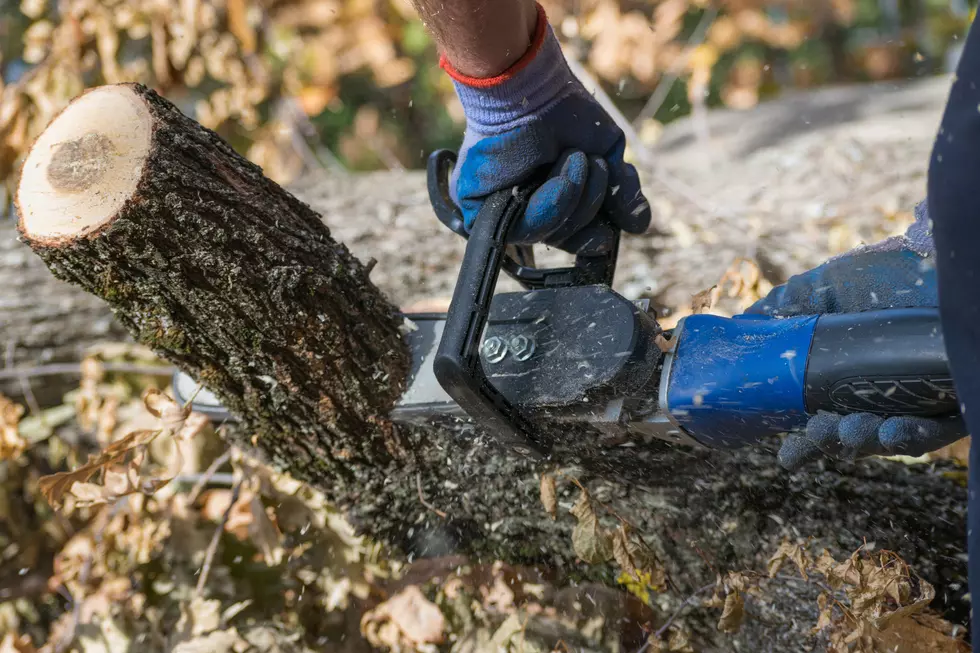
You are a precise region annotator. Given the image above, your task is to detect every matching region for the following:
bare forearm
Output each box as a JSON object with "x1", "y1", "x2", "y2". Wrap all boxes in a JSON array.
[{"x1": 412, "y1": 0, "x2": 538, "y2": 77}]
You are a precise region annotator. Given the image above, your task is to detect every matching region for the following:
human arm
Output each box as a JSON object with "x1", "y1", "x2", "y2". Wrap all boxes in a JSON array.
[
  {"x1": 410, "y1": 0, "x2": 537, "y2": 77},
  {"x1": 411, "y1": 1, "x2": 651, "y2": 248}
]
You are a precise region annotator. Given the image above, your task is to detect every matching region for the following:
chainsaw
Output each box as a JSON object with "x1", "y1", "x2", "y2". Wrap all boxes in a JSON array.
[{"x1": 173, "y1": 150, "x2": 959, "y2": 460}]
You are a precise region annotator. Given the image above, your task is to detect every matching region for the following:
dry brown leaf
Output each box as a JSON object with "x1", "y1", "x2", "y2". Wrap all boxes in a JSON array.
[
  {"x1": 143, "y1": 387, "x2": 190, "y2": 432},
  {"x1": 648, "y1": 627, "x2": 695, "y2": 653},
  {"x1": 612, "y1": 525, "x2": 667, "y2": 589},
  {"x1": 540, "y1": 473, "x2": 557, "y2": 520},
  {"x1": 38, "y1": 429, "x2": 160, "y2": 507},
  {"x1": 844, "y1": 619, "x2": 876, "y2": 653},
  {"x1": 767, "y1": 539, "x2": 810, "y2": 580},
  {"x1": 361, "y1": 585, "x2": 445, "y2": 649},
  {"x1": 873, "y1": 613, "x2": 971, "y2": 653},
  {"x1": 569, "y1": 488, "x2": 613, "y2": 564},
  {"x1": 814, "y1": 592, "x2": 835, "y2": 633},
  {"x1": 690, "y1": 285, "x2": 717, "y2": 314},
  {"x1": 172, "y1": 598, "x2": 247, "y2": 653},
  {"x1": 0, "y1": 633, "x2": 36, "y2": 653},
  {"x1": 717, "y1": 590, "x2": 745, "y2": 633},
  {"x1": 0, "y1": 394, "x2": 26, "y2": 461}
]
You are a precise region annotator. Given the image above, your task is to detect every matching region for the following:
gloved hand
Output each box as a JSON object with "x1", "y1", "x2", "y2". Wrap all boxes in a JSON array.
[
  {"x1": 745, "y1": 201, "x2": 966, "y2": 469},
  {"x1": 442, "y1": 3, "x2": 650, "y2": 250}
]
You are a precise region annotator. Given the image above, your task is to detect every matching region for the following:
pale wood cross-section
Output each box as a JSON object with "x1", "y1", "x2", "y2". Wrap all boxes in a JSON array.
[{"x1": 18, "y1": 86, "x2": 152, "y2": 244}]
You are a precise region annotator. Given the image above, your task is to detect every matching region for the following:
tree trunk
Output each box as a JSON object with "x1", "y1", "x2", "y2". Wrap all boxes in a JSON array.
[
  {"x1": 16, "y1": 83, "x2": 969, "y2": 650},
  {"x1": 17, "y1": 83, "x2": 410, "y2": 482}
]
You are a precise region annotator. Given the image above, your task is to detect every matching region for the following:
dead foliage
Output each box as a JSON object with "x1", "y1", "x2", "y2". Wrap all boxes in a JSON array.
[{"x1": 2, "y1": 0, "x2": 966, "y2": 194}]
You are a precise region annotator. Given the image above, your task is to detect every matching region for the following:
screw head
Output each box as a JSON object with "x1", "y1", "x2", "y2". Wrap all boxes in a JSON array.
[
  {"x1": 510, "y1": 335, "x2": 536, "y2": 361},
  {"x1": 482, "y1": 336, "x2": 508, "y2": 364}
]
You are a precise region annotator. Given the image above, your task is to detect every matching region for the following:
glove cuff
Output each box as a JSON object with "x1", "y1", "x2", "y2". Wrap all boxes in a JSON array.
[
  {"x1": 905, "y1": 200, "x2": 936, "y2": 256},
  {"x1": 440, "y1": 5, "x2": 579, "y2": 135}
]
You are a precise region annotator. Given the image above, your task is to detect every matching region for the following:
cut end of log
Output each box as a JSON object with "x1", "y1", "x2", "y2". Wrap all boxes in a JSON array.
[{"x1": 17, "y1": 84, "x2": 152, "y2": 245}]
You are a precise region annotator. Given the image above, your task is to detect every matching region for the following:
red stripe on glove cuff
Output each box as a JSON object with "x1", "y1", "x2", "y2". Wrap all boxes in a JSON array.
[{"x1": 439, "y1": 3, "x2": 548, "y2": 88}]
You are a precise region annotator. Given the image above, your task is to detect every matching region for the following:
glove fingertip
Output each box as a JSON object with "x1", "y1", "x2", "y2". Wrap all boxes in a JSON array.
[
  {"x1": 806, "y1": 411, "x2": 844, "y2": 455},
  {"x1": 838, "y1": 413, "x2": 885, "y2": 454},
  {"x1": 878, "y1": 417, "x2": 960, "y2": 457},
  {"x1": 521, "y1": 164, "x2": 587, "y2": 243},
  {"x1": 778, "y1": 433, "x2": 822, "y2": 470}
]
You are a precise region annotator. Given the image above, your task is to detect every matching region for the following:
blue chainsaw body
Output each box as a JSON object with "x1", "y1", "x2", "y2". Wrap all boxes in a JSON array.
[
  {"x1": 172, "y1": 150, "x2": 960, "y2": 457},
  {"x1": 664, "y1": 308, "x2": 953, "y2": 449}
]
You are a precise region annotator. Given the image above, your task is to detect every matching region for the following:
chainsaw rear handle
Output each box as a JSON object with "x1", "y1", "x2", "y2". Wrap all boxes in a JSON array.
[
  {"x1": 426, "y1": 149, "x2": 620, "y2": 290},
  {"x1": 662, "y1": 307, "x2": 961, "y2": 449}
]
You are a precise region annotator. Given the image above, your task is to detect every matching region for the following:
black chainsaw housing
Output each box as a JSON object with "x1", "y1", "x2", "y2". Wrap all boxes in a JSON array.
[
  {"x1": 479, "y1": 287, "x2": 661, "y2": 408},
  {"x1": 427, "y1": 148, "x2": 649, "y2": 458}
]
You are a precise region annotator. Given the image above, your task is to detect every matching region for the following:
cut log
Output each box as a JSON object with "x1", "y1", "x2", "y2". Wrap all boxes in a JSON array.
[
  {"x1": 17, "y1": 84, "x2": 411, "y2": 481},
  {"x1": 17, "y1": 83, "x2": 970, "y2": 650}
]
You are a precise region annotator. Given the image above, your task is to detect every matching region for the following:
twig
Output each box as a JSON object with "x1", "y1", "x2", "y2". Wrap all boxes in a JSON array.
[
  {"x1": 636, "y1": 583, "x2": 715, "y2": 652},
  {"x1": 6, "y1": 340, "x2": 41, "y2": 417},
  {"x1": 185, "y1": 450, "x2": 233, "y2": 504},
  {"x1": 562, "y1": 43, "x2": 749, "y2": 220},
  {"x1": 196, "y1": 475, "x2": 242, "y2": 597},
  {"x1": 633, "y1": 4, "x2": 719, "y2": 128},
  {"x1": 0, "y1": 362, "x2": 175, "y2": 381},
  {"x1": 563, "y1": 52, "x2": 655, "y2": 168},
  {"x1": 277, "y1": 97, "x2": 348, "y2": 175},
  {"x1": 54, "y1": 499, "x2": 128, "y2": 653},
  {"x1": 416, "y1": 472, "x2": 447, "y2": 519}
]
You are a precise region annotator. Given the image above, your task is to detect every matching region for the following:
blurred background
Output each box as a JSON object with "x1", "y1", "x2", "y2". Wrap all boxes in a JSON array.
[
  {"x1": 0, "y1": 2, "x2": 976, "y2": 653},
  {"x1": 0, "y1": 0, "x2": 974, "y2": 199}
]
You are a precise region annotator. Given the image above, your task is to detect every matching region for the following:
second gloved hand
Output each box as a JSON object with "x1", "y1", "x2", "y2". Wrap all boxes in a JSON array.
[
  {"x1": 745, "y1": 201, "x2": 966, "y2": 469},
  {"x1": 443, "y1": 3, "x2": 650, "y2": 250}
]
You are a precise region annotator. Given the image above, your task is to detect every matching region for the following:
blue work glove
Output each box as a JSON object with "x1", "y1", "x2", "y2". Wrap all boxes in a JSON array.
[
  {"x1": 442, "y1": 4, "x2": 650, "y2": 250},
  {"x1": 745, "y1": 201, "x2": 966, "y2": 469}
]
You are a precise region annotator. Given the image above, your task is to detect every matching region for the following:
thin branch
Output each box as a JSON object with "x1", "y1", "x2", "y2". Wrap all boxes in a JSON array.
[
  {"x1": 277, "y1": 97, "x2": 348, "y2": 175},
  {"x1": 184, "y1": 450, "x2": 233, "y2": 504},
  {"x1": 6, "y1": 340, "x2": 41, "y2": 417},
  {"x1": 633, "y1": 4, "x2": 719, "y2": 128},
  {"x1": 196, "y1": 475, "x2": 242, "y2": 597},
  {"x1": 416, "y1": 472, "x2": 447, "y2": 519},
  {"x1": 0, "y1": 362, "x2": 175, "y2": 381},
  {"x1": 563, "y1": 51, "x2": 655, "y2": 168},
  {"x1": 636, "y1": 583, "x2": 715, "y2": 652}
]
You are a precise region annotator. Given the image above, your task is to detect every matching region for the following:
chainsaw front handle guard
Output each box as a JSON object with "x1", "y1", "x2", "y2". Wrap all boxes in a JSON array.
[
  {"x1": 426, "y1": 149, "x2": 620, "y2": 290},
  {"x1": 428, "y1": 150, "x2": 624, "y2": 458}
]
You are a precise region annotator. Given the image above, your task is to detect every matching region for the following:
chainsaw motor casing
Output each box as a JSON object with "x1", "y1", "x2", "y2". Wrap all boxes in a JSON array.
[{"x1": 477, "y1": 285, "x2": 662, "y2": 409}]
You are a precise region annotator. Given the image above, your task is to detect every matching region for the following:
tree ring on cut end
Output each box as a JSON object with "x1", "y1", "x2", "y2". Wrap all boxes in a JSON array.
[
  {"x1": 46, "y1": 132, "x2": 117, "y2": 193},
  {"x1": 17, "y1": 85, "x2": 152, "y2": 244}
]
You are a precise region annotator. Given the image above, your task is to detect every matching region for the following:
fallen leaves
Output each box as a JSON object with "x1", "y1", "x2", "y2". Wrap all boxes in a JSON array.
[
  {"x1": 0, "y1": 394, "x2": 26, "y2": 461},
  {"x1": 612, "y1": 525, "x2": 667, "y2": 591},
  {"x1": 764, "y1": 541, "x2": 956, "y2": 651},
  {"x1": 767, "y1": 538, "x2": 811, "y2": 580},
  {"x1": 361, "y1": 586, "x2": 446, "y2": 650},
  {"x1": 201, "y1": 486, "x2": 284, "y2": 566},
  {"x1": 704, "y1": 572, "x2": 752, "y2": 634},
  {"x1": 0, "y1": 634, "x2": 35, "y2": 653},
  {"x1": 570, "y1": 488, "x2": 614, "y2": 564},
  {"x1": 539, "y1": 473, "x2": 557, "y2": 520},
  {"x1": 37, "y1": 428, "x2": 161, "y2": 507},
  {"x1": 648, "y1": 628, "x2": 695, "y2": 653},
  {"x1": 39, "y1": 387, "x2": 208, "y2": 509},
  {"x1": 562, "y1": 480, "x2": 668, "y2": 603}
]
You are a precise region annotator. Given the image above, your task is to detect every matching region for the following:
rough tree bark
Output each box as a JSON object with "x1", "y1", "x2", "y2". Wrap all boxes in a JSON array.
[{"x1": 15, "y1": 83, "x2": 969, "y2": 650}]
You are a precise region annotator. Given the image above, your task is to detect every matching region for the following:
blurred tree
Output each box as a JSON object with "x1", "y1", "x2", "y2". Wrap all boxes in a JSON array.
[{"x1": 0, "y1": 0, "x2": 973, "y2": 196}]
